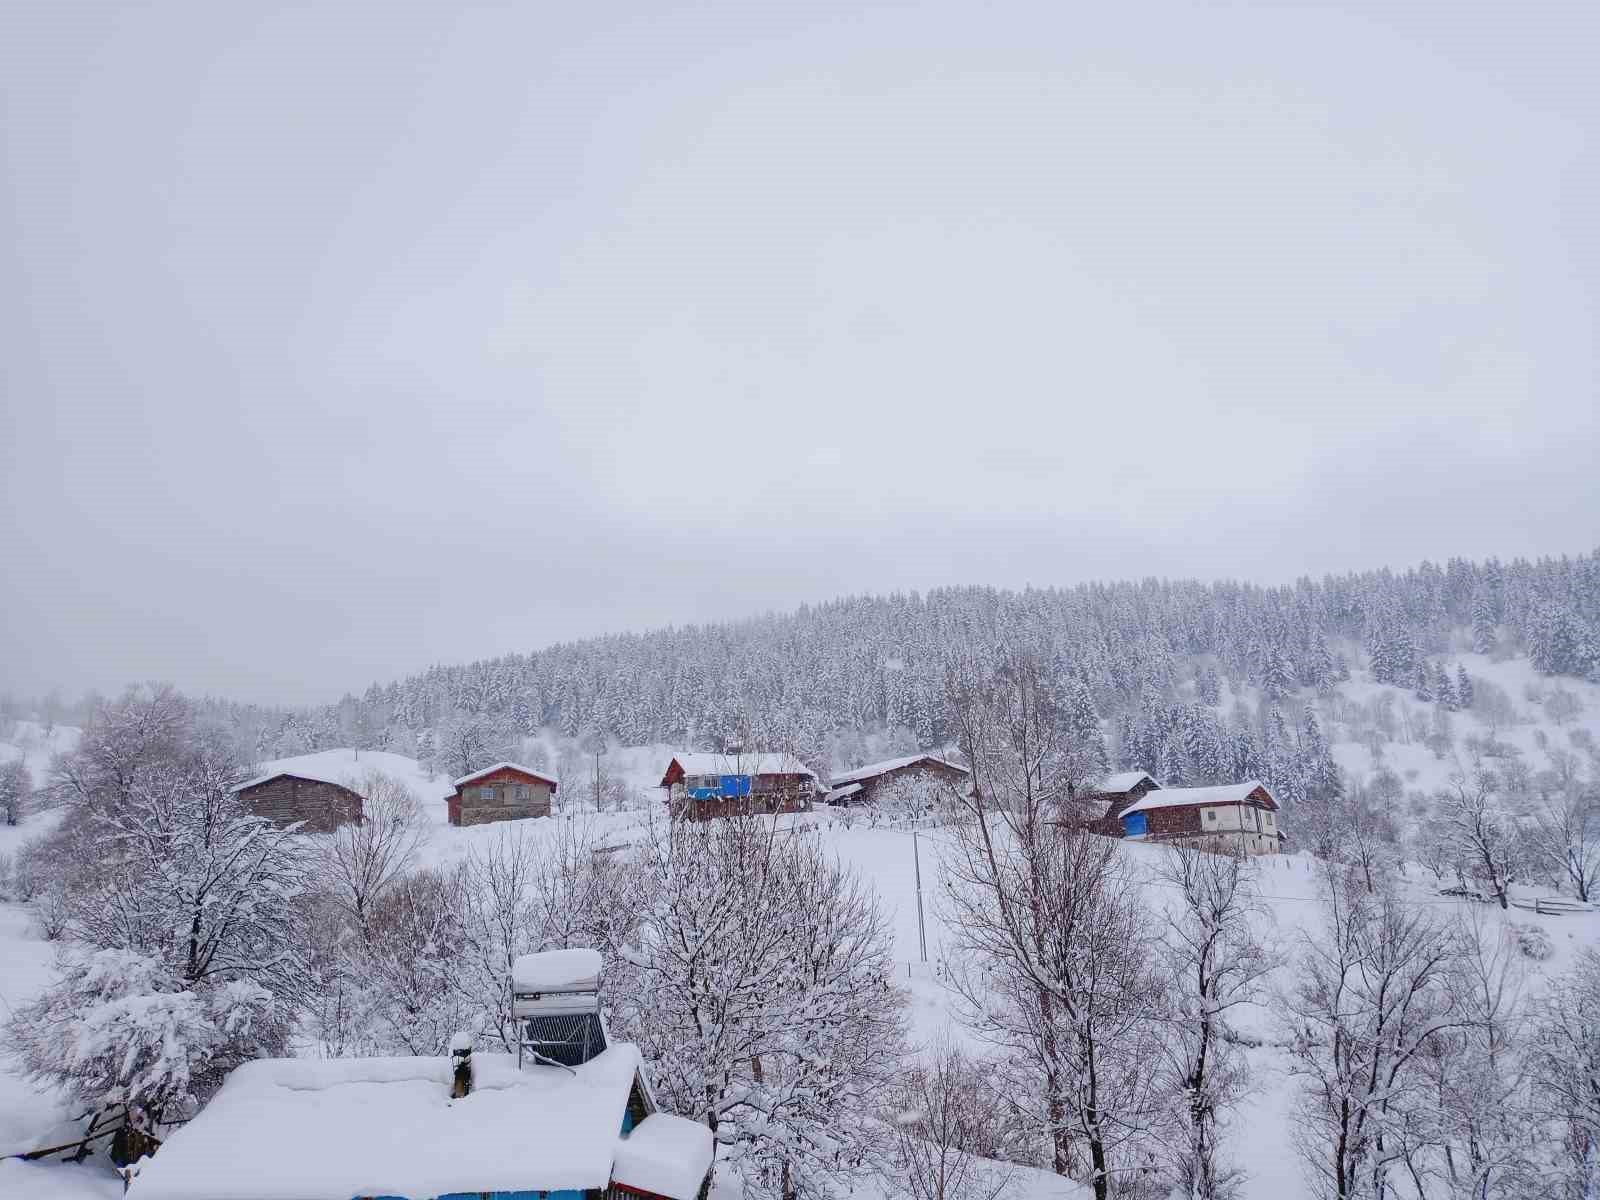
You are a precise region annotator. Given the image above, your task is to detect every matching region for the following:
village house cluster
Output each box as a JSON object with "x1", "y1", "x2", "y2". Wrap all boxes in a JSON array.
[{"x1": 230, "y1": 749, "x2": 1282, "y2": 855}]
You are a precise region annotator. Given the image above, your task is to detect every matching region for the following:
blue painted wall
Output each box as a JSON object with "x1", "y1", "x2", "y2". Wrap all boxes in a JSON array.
[{"x1": 687, "y1": 773, "x2": 751, "y2": 800}]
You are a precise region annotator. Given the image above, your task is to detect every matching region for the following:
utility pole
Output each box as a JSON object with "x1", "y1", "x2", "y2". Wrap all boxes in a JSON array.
[{"x1": 913, "y1": 829, "x2": 928, "y2": 963}]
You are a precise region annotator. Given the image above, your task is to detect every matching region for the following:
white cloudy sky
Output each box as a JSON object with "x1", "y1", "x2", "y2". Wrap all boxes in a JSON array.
[{"x1": 2, "y1": 3, "x2": 1596, "y2": 703}]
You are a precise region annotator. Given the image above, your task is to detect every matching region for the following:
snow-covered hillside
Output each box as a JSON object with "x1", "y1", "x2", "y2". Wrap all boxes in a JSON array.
[{"x1": 2, "y1": 638, "x2": 1599, "y2": 1200}]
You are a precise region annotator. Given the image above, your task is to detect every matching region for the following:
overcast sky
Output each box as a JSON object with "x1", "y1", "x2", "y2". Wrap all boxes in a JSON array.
[{"x1": 2, "y1": 3, "x2": 1596, "y2": 705}]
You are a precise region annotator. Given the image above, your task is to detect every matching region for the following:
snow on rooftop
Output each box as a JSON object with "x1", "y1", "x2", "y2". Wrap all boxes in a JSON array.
[
  {"x1": 453, "y1": 760, "x2": 559, "y2": 789},
  {"x1": 1120, "y1": 781, "x2": 1271, "y2": 816},
  {"x1": 662, "y1": 752, "x2": 816, "y2": 782},
  {"x1": 1098, "y1": 769, "x2": 1158, "y2": 793},
  {"x1": 611, "y1": 1113, "x2": 715, "y2": 1200},
  {"x1": 229, "y1": 748, "x2": 454, "y2": 804},
  {"x1": 128, "y1": 1047, "x2": 642, "y2": 1200},
  {"x1": 828, "y1": 753, "x2": 969, "y2": 787},
  {"x1": 826, "y1": 782, "x2": 863, "y2": 802},
  {"x1": 512, "y1": 947, "x2": 603, "y2": 993}
]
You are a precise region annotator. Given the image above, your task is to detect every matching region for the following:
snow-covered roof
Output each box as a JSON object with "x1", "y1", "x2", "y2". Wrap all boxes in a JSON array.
[
  {"x1": 128, "y1": 1047, "x2": 643, "y2": 1200},
  {"x1": 826, "y1": 782, "x2": 863, "y2": 802},
  {"x1": 227, "y1": 748, "x2": 455, "y2": 804},
  {"x1": 454, "y1": 760, "x2": 560, "y2": 789},
  {"x1": 828, "y1": 753, "x2": 969, "y2": 787},
  {"x1": 513, "y1": 947, "x2": 602, "y2": 993},
  {"x1": 611, "y1": 1113, "x2": 716, "y2": 1200},
  {"x1": 1098, "y1": 769, "x2": 1159, "y2": 793},
  {"x1": 1121, "y1": 781, "x2": 1272, "y2": 817},
  {"x1": 661, "y1": 752, "x2": 816, "y2": 784},
  {"x1": 230, "y1": 764, "x2": 366, "y2": 794}
]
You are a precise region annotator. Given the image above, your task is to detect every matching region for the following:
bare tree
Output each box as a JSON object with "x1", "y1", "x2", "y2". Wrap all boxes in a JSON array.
[
  {"x1": 1438, "y1": 760, "x2": 1515, "y2": 909},
  {"x1": 882, "y1": 1037, "x2": 1014, "y2": 1200},
  {"x1": 4, "y1": 716, "x2": 310, "y2": 1162},
  {"x1": 456, "y1": 825, "x2": 543, "y2": 1051},
  {"x1": 1154, "y1": 845, "x2": 1273, "y2": 1199},
  {"x1": 625, "y1": 816, "x2": 903, "y2": 1200},
  {"x1": 50, "y1": 683, "x2": 189, "y2": 813},
  {"x1": 347, "y1": 867, "x2": 475, "y2": 1055},
  {"x1": 435, "y1": 711, "x2": 517, "y2": 779},
  {"x1": 1426, "y1": 907, "x2": 1535, "y2": 1200},
  {"x1": 1529, "y1": 948, "x2": 1600, "y2": 1197},
  {"x1": 0, "y1": 758, "x2": 29, "y2": 825},
  {"x1": 1281, "y1": 866, "x2": 1462, "y2": 1200},
  {"x1": 1526, "y1": 787, "x2": 1600, "y2": 903},
  {"x1": 321, "y1": 770, "x2": 428, "y2": 934},
  {"x1": 939, "y1": 650, "x2": 1165, "y2": 1200}
]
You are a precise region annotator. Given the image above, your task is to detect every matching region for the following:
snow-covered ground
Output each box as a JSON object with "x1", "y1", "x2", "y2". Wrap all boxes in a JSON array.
[{"x1": 3, "y1": 659, "x2": 1598, "y2": 1199}]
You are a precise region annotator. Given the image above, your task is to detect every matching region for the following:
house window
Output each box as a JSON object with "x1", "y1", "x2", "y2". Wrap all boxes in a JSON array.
[
  {"x1": 1263, "y1": 813, "x2": 1274, "y2": 827},
  {"x1": 480, "y1": 786, "x2": 497, "y2": 801},
  {"x1": 1204, "y1": 809, "x2": 1216, "y2": 823},
  {"x1": 515, "y1": 784, "x2": 529, "y2": 800}
]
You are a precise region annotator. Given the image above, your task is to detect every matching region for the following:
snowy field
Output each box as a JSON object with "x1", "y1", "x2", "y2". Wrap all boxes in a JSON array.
[{"x1": 3, "y1": 655, "x2": 1600, "y2": 1200}]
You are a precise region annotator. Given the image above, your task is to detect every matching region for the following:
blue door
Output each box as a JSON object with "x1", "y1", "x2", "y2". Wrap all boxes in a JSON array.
[{"x1": 1122, "y1": 811, "x2": 1148, "y2": 838}]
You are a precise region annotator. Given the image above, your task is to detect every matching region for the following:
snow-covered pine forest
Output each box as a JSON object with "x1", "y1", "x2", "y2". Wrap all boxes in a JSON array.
[
  {"x1": 3, "y1": 547, "x2": 1600, "y2": 1200},
  {"x1": 21, "y1": 551, "x2": 1592, "y2": 780}
]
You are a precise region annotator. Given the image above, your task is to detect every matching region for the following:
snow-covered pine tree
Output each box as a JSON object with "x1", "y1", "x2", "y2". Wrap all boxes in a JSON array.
[
  {"x1": 1435, "y1": 664, "x2": 1458, "y2": 711},
  {"x1": 1262, "y1": 642, "x2": 1296, "y2": 702},
  {"x1": 1063, "y1": 676, "x2": 1110, "y2": 787},
  {"x1": 1472, "y1": 586, "x2": 1499, "y2": 654}
]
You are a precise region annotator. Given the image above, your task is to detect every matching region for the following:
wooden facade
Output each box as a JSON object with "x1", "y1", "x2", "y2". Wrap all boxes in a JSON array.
[
  {"x1": 1119, "y1": 781, "x2": 1282, "y2": 855},
  {"x1": 660, "y1": 754, "x2": 817, "y2": 821},
  {"x1": 234, "y1": 773, "x2": 363, "y2": 833},
  {"x1": 1076, "y1": 770, "x2": 1161, "y2": 836},
  {"x1": 449, "y1": 762, "x2": 558, "y2": 827},
  {"x1": 826, "y1": 754, "x2": 970, "y2": 807}
]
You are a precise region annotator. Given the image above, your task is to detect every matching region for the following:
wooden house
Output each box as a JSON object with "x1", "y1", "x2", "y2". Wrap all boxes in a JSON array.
[
  {"x1": 448, "y1": 761, "x2": 559, "y2": 827},
  {"x1": 229, "y1": 769, "x2": 363, "y2": 833},
  {"x1": 1114, "y1": 779, "x2": 1282, "y2": 855},
  {"x1": 1073, "y1": 770, "x2": 1161, "y2": 835},
  {"x1": 825, "y1": 753, "x2": 970, "y2": 807},
  {"x1": 659, "y1": 752, "x2": 819, "y2": 820}
]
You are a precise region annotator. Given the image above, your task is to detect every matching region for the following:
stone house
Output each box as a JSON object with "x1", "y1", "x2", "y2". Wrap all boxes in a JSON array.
[{"x1": 448, "y1": 761, "x2": 559, "y2": 827}]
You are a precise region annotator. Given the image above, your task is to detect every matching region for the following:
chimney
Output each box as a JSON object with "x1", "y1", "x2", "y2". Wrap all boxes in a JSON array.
[{"x1": 450, "y1": 1031, "x2": 473, "y2": 1097}]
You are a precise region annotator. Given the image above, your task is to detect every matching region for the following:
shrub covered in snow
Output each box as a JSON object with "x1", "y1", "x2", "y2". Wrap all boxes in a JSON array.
[{"x1": 1509, "y1": 921, "x2": 1555, "y2": 961}]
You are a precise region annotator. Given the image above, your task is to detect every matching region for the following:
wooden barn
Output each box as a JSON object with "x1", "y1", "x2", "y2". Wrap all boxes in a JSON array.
[
  {"x1": 825, "y1": 753, "x2": 970, "y2": 807},
  {"x1": 448, "y1": 761, "x2": 559, "y2": 827},
  {"x1": 659, "y1": 752, "x2": 819, "y2": 820},
  {"x1": 1114, "y1": 779, "x2": 1282, "y2": 855},
  {"x1": 1073, "y1": 770, "x2": 1161, "y2": 835},
  {"x1": 229, "y1": 769, "x2": 363, "y2": 833}
]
